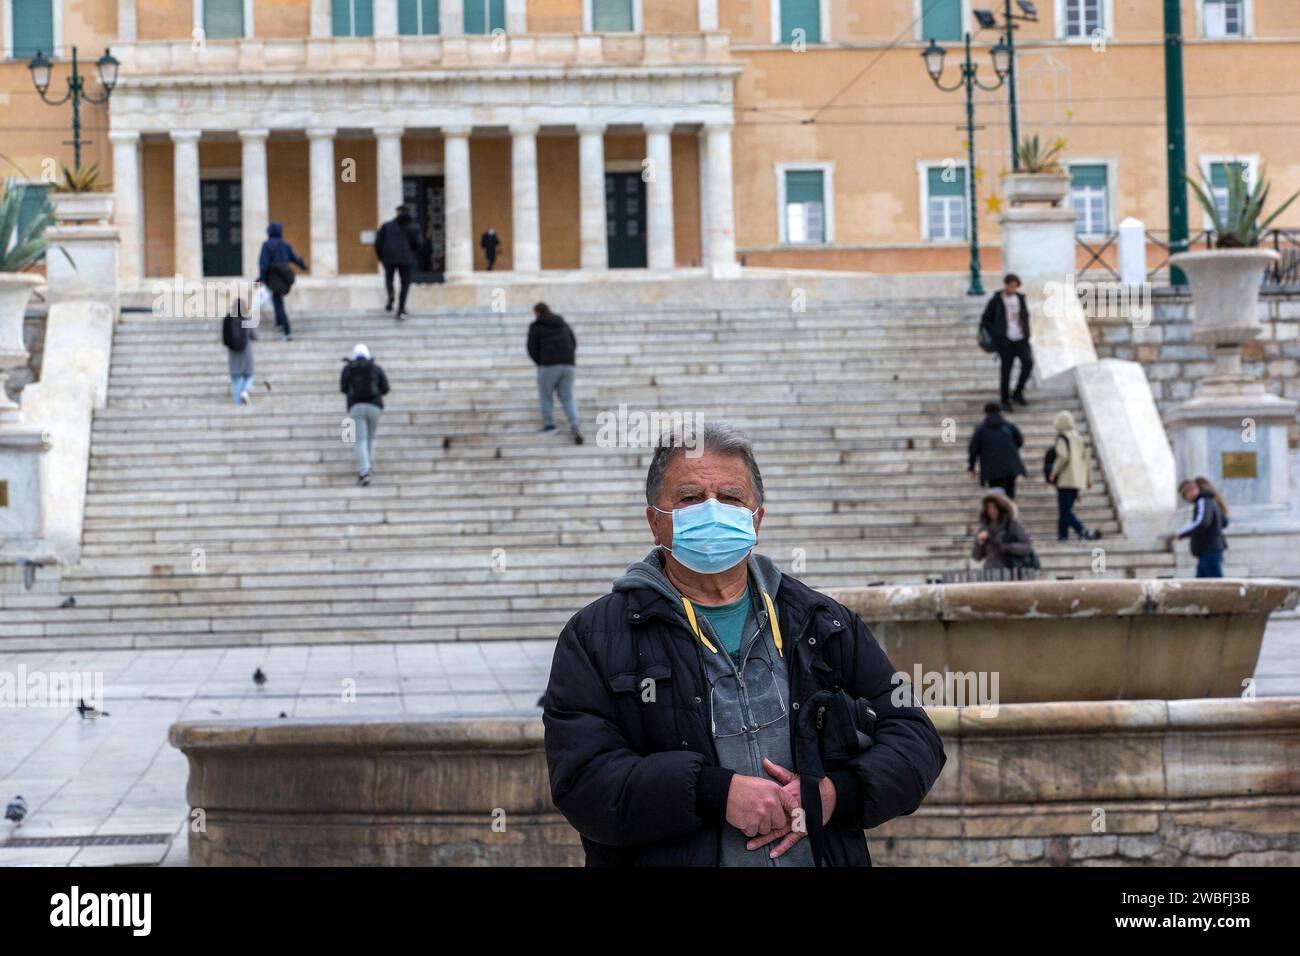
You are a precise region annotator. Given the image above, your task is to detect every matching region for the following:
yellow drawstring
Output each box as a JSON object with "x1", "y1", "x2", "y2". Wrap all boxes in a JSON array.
[{"x1": 680, "y1": 590, "x2": 783, "y2": 658}]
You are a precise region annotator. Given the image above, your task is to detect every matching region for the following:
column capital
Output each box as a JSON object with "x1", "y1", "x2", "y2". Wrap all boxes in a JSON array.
[
  {"x1": 305, "y1": 126, "x2": 338, "y2": 140},
  {"x1": 108, "y1": 129, "x2": 141, "y2": 145},
  {"x1": 238, "y1": 128, "x2": 271, "y2": 142},
  {"x1": 644, "y1": 122, "x2": 675, "y2": 136},
  {"x1": 703, "y1": 120, "x2": 734, "y2": 134},
  {"x1": 577, "y1": 123, "x2": 607, "y2": 136},
  {"x1": 170, "y1": 129, "x2": 202, "y2": 144},
  {"x1": 374, "y1": 125, "x2": 405, "y2": 139},
  {"x1": 509, "y1": 122, "x2": 540, "y2": 137},
  {"x1": 442, "y1": 125, "x2": 472, "y2": 138}
]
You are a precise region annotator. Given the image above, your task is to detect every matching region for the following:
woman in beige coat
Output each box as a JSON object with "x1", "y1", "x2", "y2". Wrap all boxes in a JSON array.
[{"x1": 1047, "y1": 410, "x2": 1102, "y2": 542}]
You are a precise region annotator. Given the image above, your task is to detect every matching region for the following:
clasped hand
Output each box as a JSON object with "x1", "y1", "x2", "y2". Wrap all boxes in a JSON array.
[{"x1": 724, "y1": 758, "x2": 837, "y2": 860}]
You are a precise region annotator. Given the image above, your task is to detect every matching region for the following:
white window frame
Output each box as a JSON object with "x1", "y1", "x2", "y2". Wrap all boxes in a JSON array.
[
  {"x1": 776, "y1": 162, "x2": 834, "y2": 245},
  {"x1": 1054, "y1": 0, "x2": 1112, "y2": 42},
  {"x1": 913, "y1": 0, "x2": 971, "y2": 42},
  {"x1": 583, "y1": 0, "x2": 643, "y2": 33},
  {"x1": 193, "y1": 0, "x2": 255, "y2": 39},
  {"x1": 769, "y1": 0, "x2": 831, "y2": 45},
  {"x1": 4, "y1": 0, "x2": 63, "y2": 62},
  {"x1": 1197, "y1": 154, "x2": 1260, "y2": 229},
  {"x1": 918, "y1": 160, "x2": 970, "y2": 243},
  {"x1": 1198, "y1": 0, "x2": 1251, "y2": 39},
  {"x1": 1066, "y1": 158, "x2": 1117, "y2": 238}
]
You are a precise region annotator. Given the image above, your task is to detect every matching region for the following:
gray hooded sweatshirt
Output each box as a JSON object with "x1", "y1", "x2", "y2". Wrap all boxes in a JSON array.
[{"x1": 612, "y1": 547, "x2": 815, "y2": 867}]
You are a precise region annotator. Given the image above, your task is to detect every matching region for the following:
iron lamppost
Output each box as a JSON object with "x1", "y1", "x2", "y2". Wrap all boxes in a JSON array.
[{"x1": 28, "y1": 46, "x2": 120, "y2": 172}]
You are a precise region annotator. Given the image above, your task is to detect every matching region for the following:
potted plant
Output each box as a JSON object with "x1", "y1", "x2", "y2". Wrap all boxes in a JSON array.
[
  {"x1": 1003, "y1": 135, "x2": 1070, "y2": 206},
  {"x1": 49, "y1": 163, "x2": 115, "y2": 224},
  {"x1": 1173, "y1": 163, "x2": 1298, "y2": 360},
  {"x1": 0, "y1": 185, "x2": 56, "y2": 420}
]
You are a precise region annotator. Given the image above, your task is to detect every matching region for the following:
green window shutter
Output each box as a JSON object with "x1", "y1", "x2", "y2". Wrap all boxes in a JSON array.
[
  {"x1": 928, "y1": 166, "x2": 966, "y2": 197},
  {"x1": 332, "y1": 0, "x2": 352, "y2": 36},
  {"x1": 1070, "y1": 164, "x2": 1107, "y2": 188},
  {"x1": 354, "y1": 0, "x2": 374, "y2": 36},
  {"x1": 12, "y1": 0, "x2": 55, "y2": 58},
  {"x1": 398, "y1": 0, "x2": 419, "y2": 34},
  {"x1": 780, "y1": 0, "x2": 821, "y2": 44},
  {"x1": 785, "y1": 170, "x2": 824, "y2": 205},
  {"x1": 203, "y1": 0, "x2": 245, "y2": 39},
  {"x1": 921, "y1": 0, "x2": 963, "y2": 42},
  {"x1": 592, "y1": 0, "x2": 634, "y2": 32},
  {"x1": 463, "y1": 0, "x2": 505, "y2": 33},
  {"x1": 424, "y1": 0, "x2": 441, "y2": 33}
]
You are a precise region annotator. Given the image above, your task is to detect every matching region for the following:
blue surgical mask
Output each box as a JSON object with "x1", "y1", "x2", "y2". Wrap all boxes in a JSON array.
[{"x1": 652, "y1": 499, "x2": 758, "y2": 575}]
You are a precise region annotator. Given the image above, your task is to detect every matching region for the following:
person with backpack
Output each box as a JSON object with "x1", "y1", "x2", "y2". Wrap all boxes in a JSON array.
[
  {"x1": 967, "y1": 402, "x2": 1027, "y2": 499},
  {"x1": 258, "y1": 222, "x2": 308, "y2": 341},
  {"x1": 1172, "y1": 477, "x2": 1229, "y2": 577},
  {"x1": 374, "y1": 205, "x2": 421, "y2": 320},
  {"x1": 979, "y1": 273, "x2": 1034, "y2": 411},
  {"x1": 340, "y1": 344, "x2": 390, "y2": 486},
  {"x1": 971, "y1": 489, "x2": 1038, "y2": 574},
  {"x1": 1045, "y1": 410, "x2": 1102, "y2": 542},
  {"x1": 527, "y1": 302, "x2": 583, "y2": 444},
  {"x1": 221, "y1": 298, "x2": 257, "y2": 406}
]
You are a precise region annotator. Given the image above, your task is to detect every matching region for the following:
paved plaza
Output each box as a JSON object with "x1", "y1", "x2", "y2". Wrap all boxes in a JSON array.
[{"x1": 2, "y1": 616, "x2": 1297, "y2": 867}]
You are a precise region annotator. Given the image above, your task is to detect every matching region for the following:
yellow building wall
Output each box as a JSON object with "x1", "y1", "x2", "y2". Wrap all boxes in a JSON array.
[
  {"x1": 526, "y1": 0, "x2": 584, "y2": 34},
  {"x1": 471, "y1": 137, "x2": 514, "y2": 271},
  {"x1": 335, "y1": 136, "x2": 378, "y2": 274},
  {"x1": 538, "y1": 135, "x2": 580, "y2": 269},
  {"x1": 142, "y1": 140, "x2": 174, "y2": 276},
  {"x1": 644, "y1": 0, "x2": 696, "y2": 34},
  {"x1": 255, "y1": 0, "x2": 312, "y2": 39},
  {"x1": 138, "y1": 0, "x2": 194, "y2": 40}
]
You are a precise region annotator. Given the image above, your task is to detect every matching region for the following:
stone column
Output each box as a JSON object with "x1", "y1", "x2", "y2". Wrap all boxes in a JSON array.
[
  {"x1": 443, "y1": 126, "x2": 473, "y2": 277},
  {"x1": 704, "y1": 122, "x2": 738, "y2": 275},
  {"x1": 109, "y1": 130, "x2": 142, "y2": 283},
  {"x1": 309, "y1": 0, "x2": 331, "y2": 36},
  {"x1": 644, "y1": 123, "x2": 676, "y2": 272},
  {"x1": 696, "y1": 130, "x2": 711, "y2": 271},
  {"x1": 375, "y1": 126, "x2": 405, "y2": 227},
  {"x1": 118, "y1": 0, "x2": 138, "y2": 40},
  {"x1": 440, "y1": 1, "x2": 464, "y2": 35},
  {"x1": 578, "y1": 124, "x2": 607, "y2": 272},
  {"x1": 307, "y1": 127, "x2": 338, "y2": 276},
  {"x1": 170, "y1": 129, "x2": 203, "y2": 279},
  {"x1": 239, "y1": 129, "x2": 270, "y2": 279},
  {"x1": 511, "y1": 123, "x2": 541, "y2": 273}
]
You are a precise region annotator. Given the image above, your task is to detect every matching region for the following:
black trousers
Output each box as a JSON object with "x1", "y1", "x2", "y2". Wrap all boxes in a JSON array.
[
  {"x1": 485, "y1": 251, "x2": 497, "y2": 271},
  {"x1": 997, "y1": 338, "x2": 1034, "y2": 401},
  {"x1": 987, "y1": 474, "x2": 1018, "y2": 499},
  {"x1": 384, "y1": 263, "x2": 412, "y2": 313}
]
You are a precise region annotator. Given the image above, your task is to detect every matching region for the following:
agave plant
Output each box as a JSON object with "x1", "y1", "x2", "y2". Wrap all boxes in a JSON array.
[
  {"x1": 1187, "y1": 163, "x2": 1299, "y2": 248},
  {"x1": 50, "y1": 163, "x2": 109, "y2": 194},
  {"x1": 1017, "y1": 135, "x2": 1067, "y2": 174},
  {"x1": 0, "y1": 184, "x2": 57, "y2": 273}
]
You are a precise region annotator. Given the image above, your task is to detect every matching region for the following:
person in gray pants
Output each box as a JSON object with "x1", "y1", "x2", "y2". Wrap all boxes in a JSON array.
[
  {"x1": 527, "y1": 302, "x2": 583, "y2": 444},
  {"x1": 340, "y1": 343, "x2": 389, "y2": 486}
]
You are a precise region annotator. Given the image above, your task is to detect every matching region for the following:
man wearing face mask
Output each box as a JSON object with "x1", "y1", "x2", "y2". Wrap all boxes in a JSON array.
[{"x1": 542, "y1": 422, "x2": 946, "y2": 866}]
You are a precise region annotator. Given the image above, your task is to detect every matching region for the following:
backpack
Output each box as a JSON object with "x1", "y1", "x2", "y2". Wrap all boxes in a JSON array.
[
  {"x1": 266, "y1": 261, "x2": 296, "y2": 296},
  {"x1": 977, "y1": 323, "x2": 997, "y2": 353},
  {"x1": 222, "y1": 313, "x2": 249, "y2": 352},
  {"x1": 1043, "y1": 433, "x2": 1068, "y2": 483},
  {"x1": 345, "y1": 361, "x2": 382, "y2": 404}
]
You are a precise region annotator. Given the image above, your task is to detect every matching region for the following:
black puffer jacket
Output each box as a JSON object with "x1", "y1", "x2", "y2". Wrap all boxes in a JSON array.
[
  {"x1": 340, "y1": 358, "x2": 390, "y2": 410},
  {"x1": 374, "y1": 213, "x2": 421, "y2": 267},
  {"x1": 1178, "y1": 488, "x2": 1228, "y2": 556},
  {"x1": 542, "y1": 564, "x2": 946, "y2": 866},
  {"x1": 967, "y1": 413, "x2": 1027, "y2": 482},
  {"x1": 527, "y1": 313, "x2": 577, "y2": 367}
]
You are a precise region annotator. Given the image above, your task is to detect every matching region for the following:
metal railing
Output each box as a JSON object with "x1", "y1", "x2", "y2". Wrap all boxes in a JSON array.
[{"x1": 1075, "y1": 228, "x2": 1300, "y2": 289}]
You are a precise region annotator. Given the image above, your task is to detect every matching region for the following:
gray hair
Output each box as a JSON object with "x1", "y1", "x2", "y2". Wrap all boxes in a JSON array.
[{"x1": 645, "y1": 421, "x2": 765, "y2": 508}]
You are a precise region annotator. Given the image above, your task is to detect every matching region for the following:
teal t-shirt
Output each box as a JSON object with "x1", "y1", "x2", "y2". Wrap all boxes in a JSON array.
[{"x1": 695, "y1": 587, "x2": 752, "y2": 661}]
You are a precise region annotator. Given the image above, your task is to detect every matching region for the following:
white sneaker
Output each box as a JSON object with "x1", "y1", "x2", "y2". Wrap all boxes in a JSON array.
[{"x1": 240, "y1": 389, "x2": 252, "y2": 405}]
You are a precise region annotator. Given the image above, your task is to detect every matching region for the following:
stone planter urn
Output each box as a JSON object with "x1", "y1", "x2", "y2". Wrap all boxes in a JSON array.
[
  {"x1": 49, "y1": 191, "x2": 115, "y2": 225},
  {"x1": 1170, "y1": 247, "x2": 1279, "y2": 395},
  {"x1": 0, "y1": 272, "x2": 42, "y2": 423},
  {"x1": 1003, "y1": 172, "x2": 1071, "y2": 207}
]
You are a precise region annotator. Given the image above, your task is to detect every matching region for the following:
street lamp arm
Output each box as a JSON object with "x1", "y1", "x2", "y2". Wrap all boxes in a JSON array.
[
  {"x1": 973, "y1": 75, "x2": 1007, "y2": 93},
  {"x1": 80, "y1": 87, "x2": 113, "y2": 106},
  {"x1": 35, "y1": 87, "x2": 74, "y2": 107},
  {"x1": 929, "y1": 76, "x2": 966, "y2": 94}
]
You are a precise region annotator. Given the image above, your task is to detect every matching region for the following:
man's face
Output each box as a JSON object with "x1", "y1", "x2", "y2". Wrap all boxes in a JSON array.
[
  {"x1": 1182, "y1": 485, "x2": 1198, "y2": 503},
  {"x1": 1004, "y1": 279, "x2": 1020, "y2": 294},
  {"x1": 646, "y1": 449, "x2": 765, "y2": 549}
]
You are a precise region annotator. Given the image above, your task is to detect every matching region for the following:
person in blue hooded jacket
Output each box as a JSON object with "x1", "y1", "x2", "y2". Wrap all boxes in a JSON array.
[{"x1": 257, "y1": 222, "x2": 308, "y2": 340}]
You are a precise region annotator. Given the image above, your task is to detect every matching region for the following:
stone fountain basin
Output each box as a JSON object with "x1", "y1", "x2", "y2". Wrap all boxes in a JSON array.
[{"x1": 828, "y1": 578, "x2": 1297, "y2": 703}]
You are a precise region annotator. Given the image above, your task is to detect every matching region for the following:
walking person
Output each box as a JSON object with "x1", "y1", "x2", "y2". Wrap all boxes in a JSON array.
[
  {"x1": 374, "y1": 204, "x2": 420, "y2": 320},
  {"x1": 971, "y1": 489, "x2": 1038, "y2": 576},
  {"x1": 1046, "y1": 410, "x2": 1102, "y2": 542},
  {"x1": 527, "y1": 302, "x2": 583, "y2": 445},
  {"x1": 341, "y1": 344, "x2": 389, "y2": 487},
  {"x1": 967, "y1": 402, "x2": 1027, "y2": 499},
  {"x1": 480, "y1": 228, "x2": 500, "y2": 271},
  {"x1": 221, "y1": 298, "x2": 257, "y2": 406},
  {"x1": 258, "y1": 222, "x2": 308, "y2": 341},
  {"x1": 1172, "y1": 477, "x2": 1229, "y2": 577},
  {"x1": 980, "y1": 273, "x2": 1034, "y2": 411}
]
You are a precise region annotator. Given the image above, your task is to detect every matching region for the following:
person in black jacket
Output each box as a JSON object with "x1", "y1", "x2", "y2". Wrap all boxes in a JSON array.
[
  {"x1": 527, "y1": 302, "x2": 582, "y2": 444},
  {"x1": 480, "y1": 228, "x2": 500, "y2": 270},
  {"x1": 257, "y1": 222, "x2": 307, "y2": 341},
  {"x1": 1172, "y1": 478, "x2": 1229, "y2": 577},
  {"x1": 340, "y1": 343, "x2": 390, "y2": 486},
  {"x1": 542, "y1": 422, "x2": 945, "y2": 867},
  {"x1": 967, "y1": 402, "x2": 1027, "y2": 499},
  {"x1": 374, "y1": 205, "x2": 421, "y2": 320},
  {"x1": 980, "y1": 273, "x2": 1034, "y2": 410}
]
